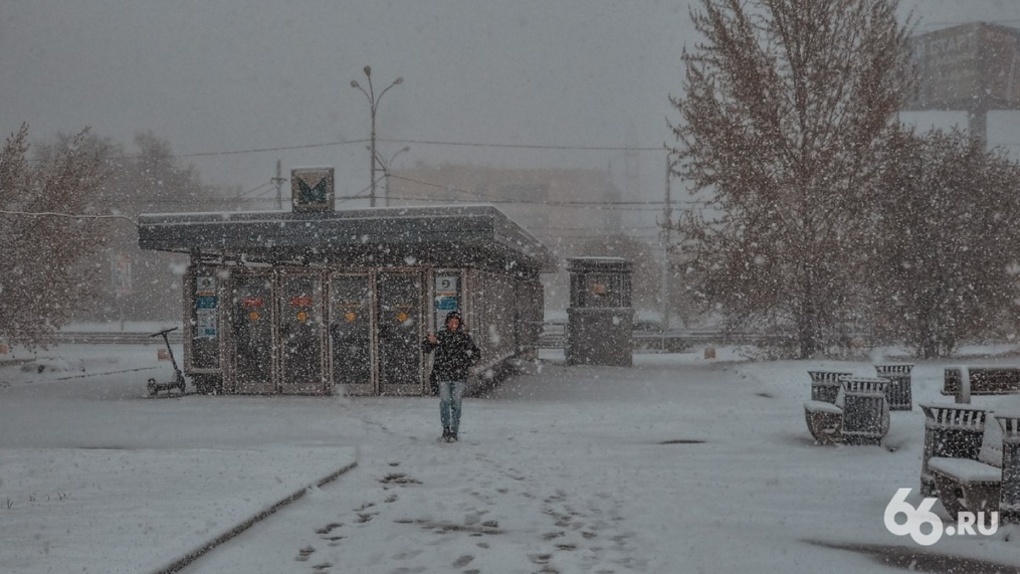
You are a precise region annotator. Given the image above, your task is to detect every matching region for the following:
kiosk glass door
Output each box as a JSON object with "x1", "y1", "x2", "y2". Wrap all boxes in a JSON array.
[
  {"x1": 230, "y1": 274, "x2": 275, "y2": 393},
  {"x1": 278, "y1": 274, "x2": 325, "y2": 394},
  {"x1": 376, "y1": 272, "x2": 423, "y2": 395},
  {"x1": 329, "y1": 275, "x2": 373, "y2": 394}
]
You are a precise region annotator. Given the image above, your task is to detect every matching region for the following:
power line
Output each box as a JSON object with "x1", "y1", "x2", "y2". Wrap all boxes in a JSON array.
[
  {"x1": 529, "y1": 225, "x2": 663, "y2": 231},
  {"x1": 385, "y1": 194, "x2": 682, "y2": 212},
  {"x1": 918, "y1": 19, "x2": 1020, "y2": 29},
  {"x1": 377, "y1": 137, "x2": 665, "y2": 152},
  {"x1": 173, "y1": 139, "x2": 369, "y2": 159},
  {"x1": 159, "y1": 138, "x2": 666, "y2": 161},
  {"x1": 165, "y1": 136, "x2": 1020, "y2": 158},
  {"x1": 387, "y1": 173, "x2": 704, "y2": 208},
  {"x1": 21, "y1": 136, "x2": 666, "y2": 165},
  {"x1": 0, "y1": 209, "x2": 138, "y2": 226}
]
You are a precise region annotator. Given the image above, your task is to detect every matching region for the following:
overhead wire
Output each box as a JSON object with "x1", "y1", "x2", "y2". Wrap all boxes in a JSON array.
[
  {"x1": 0, "y1": 209, "x2": 138, "y2": 227},
  {"x1": 386, "y1": 173, "x2": 704, "y2": 209},
  {"x1": 135, "y1": 137, "x2": 668, "y2": 161}
]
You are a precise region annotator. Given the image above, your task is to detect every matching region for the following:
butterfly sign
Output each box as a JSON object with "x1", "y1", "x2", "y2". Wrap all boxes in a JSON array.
[{"x1": 290, "y1": 167, "x2": 335, "y2": 211}]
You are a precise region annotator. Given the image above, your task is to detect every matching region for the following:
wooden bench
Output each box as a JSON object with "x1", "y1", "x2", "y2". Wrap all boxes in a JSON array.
[
  {"x1": 943, "y1": 367, "x2": 1020, "y2": 403},
  {"x1": 804, "y1": 377, "x2": 890, "y2": 446},
  {"x1": 924, "y1": 409, "x2": 1020, "y2": 523}
]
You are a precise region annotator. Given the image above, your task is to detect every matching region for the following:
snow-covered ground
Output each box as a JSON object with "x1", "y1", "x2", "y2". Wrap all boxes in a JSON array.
[{"x1": 2, "y1": 341, "x2": 1020, "y2": 574}]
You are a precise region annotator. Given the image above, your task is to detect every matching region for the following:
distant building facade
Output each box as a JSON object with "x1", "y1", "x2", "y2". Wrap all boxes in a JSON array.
[
  {"x1": 387, "y1": 165, "x2": 626, "y2": 309},
  {"x1": 906, "y1": 22, "x2": 1020, "y2": 142}
]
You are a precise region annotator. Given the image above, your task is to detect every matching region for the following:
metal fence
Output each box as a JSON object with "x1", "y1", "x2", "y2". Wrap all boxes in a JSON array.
[
  {"x1": 48, "y1": 331, "x2": 184, "y2": 345},
  {"x1": 537, "y1": 323, "x2": 760, "y2": 351}
]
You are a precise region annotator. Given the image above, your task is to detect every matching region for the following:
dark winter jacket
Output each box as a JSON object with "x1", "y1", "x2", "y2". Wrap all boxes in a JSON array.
[{"x1": 422, "y1": 327, "x2": 481, "y2": 382}]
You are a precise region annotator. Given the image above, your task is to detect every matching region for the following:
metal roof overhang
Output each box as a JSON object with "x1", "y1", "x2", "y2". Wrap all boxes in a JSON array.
[{"x1": 138, "y1": 204, "x2": 557, "y2": 273}]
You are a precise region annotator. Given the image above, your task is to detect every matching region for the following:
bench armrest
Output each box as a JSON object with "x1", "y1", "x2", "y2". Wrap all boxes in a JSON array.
[
  {"x1": 995, "y1": 414, "x2": 1020, "y2": 440},
  {"x1": 804, "y1": 400, "x2": 843, "y2": 414}
]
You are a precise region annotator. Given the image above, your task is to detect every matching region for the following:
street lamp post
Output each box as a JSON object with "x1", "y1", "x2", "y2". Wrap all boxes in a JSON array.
[
  {"x1": 375, "y1": 146, "x2": 410, "y2": 207},
  {"x1": 351, "y1": 66, "x2": 403, "y2": 207}
]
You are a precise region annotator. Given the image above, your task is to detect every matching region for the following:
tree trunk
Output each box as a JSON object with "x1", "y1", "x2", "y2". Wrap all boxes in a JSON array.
[{"x1": 798, "y1": 280, "x2": 818, "y2": 359}]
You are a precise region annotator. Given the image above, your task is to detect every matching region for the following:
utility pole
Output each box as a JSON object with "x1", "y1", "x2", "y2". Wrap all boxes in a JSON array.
[{"x1": 272, "y1": 159, "x2": 285, "y2": 210}]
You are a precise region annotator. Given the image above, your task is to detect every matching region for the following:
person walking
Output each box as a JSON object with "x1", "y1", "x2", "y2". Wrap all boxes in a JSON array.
[{"x1": 422, "y1": 310, "x2": 481, "y2": 442}]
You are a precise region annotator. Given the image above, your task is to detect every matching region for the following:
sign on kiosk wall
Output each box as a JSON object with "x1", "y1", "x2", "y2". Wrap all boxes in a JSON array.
[
  {"x1": 434, "y1": 273, "x2": 460, "y2": 328},
  {"x1": 191, "y1": 271, "x2": 220, "y2": 369},
  {"x1": 195, "y1": 276, "x2": 218, "y2": 339}
]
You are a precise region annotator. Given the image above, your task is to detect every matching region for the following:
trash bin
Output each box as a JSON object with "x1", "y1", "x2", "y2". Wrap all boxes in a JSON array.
[{"x1": 565, "y1": 257, "x2": 633, "y2": 367}]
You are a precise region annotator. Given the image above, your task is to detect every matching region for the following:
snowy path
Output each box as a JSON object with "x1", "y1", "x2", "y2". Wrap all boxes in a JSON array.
[{"x1": 185, "y1": 360, "x2": 905, "y2": 574}]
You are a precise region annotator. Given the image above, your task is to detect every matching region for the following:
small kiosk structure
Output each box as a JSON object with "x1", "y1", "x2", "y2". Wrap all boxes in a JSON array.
[
  {"x1": 565, "y1": 256, "x2": 633, "y2": 367},
  {"x1": 137, "y1": 168, "x2": 555, "y2": 396}
]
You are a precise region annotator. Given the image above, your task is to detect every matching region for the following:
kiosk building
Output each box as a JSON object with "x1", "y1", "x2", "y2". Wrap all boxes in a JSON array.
[{"x1": 137, "y1": 168, "x2": 555, "y2": 396}]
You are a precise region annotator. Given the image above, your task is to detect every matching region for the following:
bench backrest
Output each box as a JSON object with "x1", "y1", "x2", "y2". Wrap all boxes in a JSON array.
[
  {"x1": 842, "y1": 377, "x2": 889, "y2": 395},
  {"x1": 808, "y1": 371, "x2": 853, "y2": 383},
  {"x1": 875, "y1": 364, "x2": 913, "y2": 376},
  {"x1": 809, "y1": 371, "x2": 852, "y2": 403},
  {"x1": 944, "y1": 367, "x2": 1020, "y2": 400}
]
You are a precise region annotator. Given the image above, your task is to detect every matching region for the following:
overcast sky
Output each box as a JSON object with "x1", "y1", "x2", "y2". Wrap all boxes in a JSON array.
[{"x1": 2, "y1": 0, "x2": 1019, "y2": 223}]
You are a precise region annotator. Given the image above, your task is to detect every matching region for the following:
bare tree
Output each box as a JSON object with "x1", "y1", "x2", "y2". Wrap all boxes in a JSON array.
[
  {"x1": 85, "y1": 131, "x2": 212, "y2": 322},
  {"x1": 668, "y1": 0, "x2": 914, "y2": 357},
  {"x1": 0, "y1": 125, "x2": 112, "y2": 348},
  {"x1": 43, "y1": 130, "x2": 218, "y2": 323},
  {"x1": 872, "y1": 128, "x2": 1020, "y2": 357}
]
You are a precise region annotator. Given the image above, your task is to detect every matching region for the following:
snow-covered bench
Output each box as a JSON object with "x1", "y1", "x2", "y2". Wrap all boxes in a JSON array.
[
  {"x1": 919, "y1": 404, "x2": 987, "y2": 497},
  {"x1": 924, "y1": 409, "x2": 1020, "y2": 523},
  {"x1": 943, "y1": 367, "x2": 1020, "y2": 403},
  {"x1": 804, "y1": 399, "x2": 844, "y2": 445},
  {"x1": 804, "y1": 377, "x2": 890, "y2": 446}
]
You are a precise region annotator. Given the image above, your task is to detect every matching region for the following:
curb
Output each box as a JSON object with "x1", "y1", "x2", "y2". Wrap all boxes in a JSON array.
[{"x1": 149, "y1": 460, "x2": 359, "y2": 574}]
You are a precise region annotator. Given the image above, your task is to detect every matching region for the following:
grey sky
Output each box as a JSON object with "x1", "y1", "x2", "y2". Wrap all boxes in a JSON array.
[{"x1": 2, "y1": 0, "x2": 1018, "y2": 222}]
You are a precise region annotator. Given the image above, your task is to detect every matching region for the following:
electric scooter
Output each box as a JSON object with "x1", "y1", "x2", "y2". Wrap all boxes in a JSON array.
[{"x1": 146, "y1": 327, "x2": 187, "y2": 396}]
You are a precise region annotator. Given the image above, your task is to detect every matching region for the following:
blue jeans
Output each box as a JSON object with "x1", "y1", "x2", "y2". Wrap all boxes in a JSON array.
[{"x1": 438, "y1": 380, "x2": 466, "y2": 433}]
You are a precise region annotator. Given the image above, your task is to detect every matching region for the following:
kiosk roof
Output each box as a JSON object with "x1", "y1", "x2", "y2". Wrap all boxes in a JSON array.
[{"x1": 138, "y1": 204, "x2": 556, "y2": 272}]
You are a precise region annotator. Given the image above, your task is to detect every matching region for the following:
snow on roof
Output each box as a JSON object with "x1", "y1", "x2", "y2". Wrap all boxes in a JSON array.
[{"x1": 137, "y1": 204, "x2": 557, "y2": 272}]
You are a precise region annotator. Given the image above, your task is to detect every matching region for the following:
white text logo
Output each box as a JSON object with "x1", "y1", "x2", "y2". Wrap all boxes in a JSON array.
[{"x1": 884, "y1": 488, "x2": 998, "y2": 546}]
